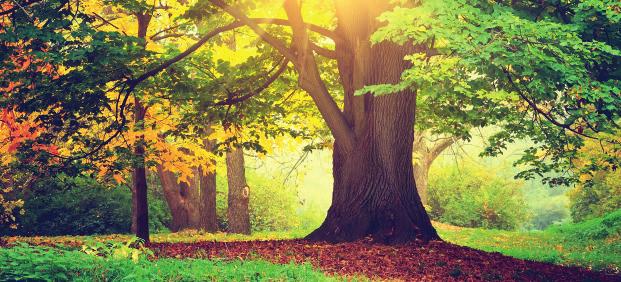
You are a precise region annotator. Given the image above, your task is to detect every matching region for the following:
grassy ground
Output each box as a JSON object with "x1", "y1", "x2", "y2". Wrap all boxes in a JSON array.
[
  {"x1": 2, "y1": 210, "x2": 620, "y2": 279},
  {"x1": 437, "y1": 209, "x2": 621, "y2": 273},
  {"x1": 0, "y1": 242, "x2": 353, "y2": 281}
]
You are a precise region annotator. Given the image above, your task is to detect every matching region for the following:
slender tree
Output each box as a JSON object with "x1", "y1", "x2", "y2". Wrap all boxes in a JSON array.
[
  {"x1": 199, "y1": 137, "x2": 219, "y2": 232},
  {"x1": 130, "y1": 12, "x2": 151, "y2": 242}
]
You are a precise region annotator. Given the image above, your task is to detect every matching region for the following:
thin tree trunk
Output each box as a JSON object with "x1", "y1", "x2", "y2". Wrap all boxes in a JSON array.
[
  {"x1": 131, "y1": 13, "x2": 151, "y2": 242},
  {"x1": 226, "y1": 146, "x2": 250, "y2": 234}
]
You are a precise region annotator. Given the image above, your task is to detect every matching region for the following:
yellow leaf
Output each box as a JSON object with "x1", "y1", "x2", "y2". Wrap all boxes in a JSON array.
[{"x1": 113, "y1": 173, "x2": 124, "y2": 184}]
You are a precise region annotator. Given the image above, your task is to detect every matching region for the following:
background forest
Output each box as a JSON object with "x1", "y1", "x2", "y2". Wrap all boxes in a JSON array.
[{"x1": 1, "y1": 0, "x2": 620, "y2": 280}]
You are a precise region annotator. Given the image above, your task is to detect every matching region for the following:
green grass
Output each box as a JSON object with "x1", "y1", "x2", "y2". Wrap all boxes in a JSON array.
[
  {"x1": 0, "y1": 243, "x2": 342, "y2": 281},
  {"x1": 3, "y1": 210, "x2": 620, "y2": 278},
  {"x1": 437, "y1": 209, "x2": 621, "y2": 273}
]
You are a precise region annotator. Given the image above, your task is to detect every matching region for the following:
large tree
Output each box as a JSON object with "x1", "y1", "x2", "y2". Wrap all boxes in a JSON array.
[
  {"x1": 203, "y1": 0, "x2": 439, "y2": 243},
  {"x1": 205, "y1": 0, "x2": 621, "y2": 243}
]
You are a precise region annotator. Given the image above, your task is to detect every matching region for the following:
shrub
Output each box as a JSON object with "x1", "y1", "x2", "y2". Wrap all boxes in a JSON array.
[
  {"x1": 569, "y1": 171, "x2": 621, "y2": 222},
  {"x1": 215, "y1": 168, "x2": 301, "y2": 232},
  {"x1": 549, "y1": 208, "x2": 621, "y2": 241},
  {"x1": 247, "y1": 170, "x2": 301, "y2": 231},
  {"x1": 428, "y1": 164, "x2": 528, "y2": 230},
  {"x1": 0, "y1": 243, "x2": 337, "y2": 281},
  {"x1": 0, "y1": 174, "x2": 170, "y2": 236}
]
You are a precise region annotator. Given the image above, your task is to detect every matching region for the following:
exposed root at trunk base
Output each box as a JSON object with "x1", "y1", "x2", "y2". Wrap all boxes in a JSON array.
[{"x1": 305, "y1": 208, "x2": 440, "y2": 245}]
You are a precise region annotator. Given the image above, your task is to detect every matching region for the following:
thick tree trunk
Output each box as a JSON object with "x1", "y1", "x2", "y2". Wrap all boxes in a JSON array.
[
  {"x1": 130, "y1": 13, "x2": 151, "y2": 242},
  {"x1": 226, "y1": 146, "x2": 250, "y2": 234},
  {"x1": 306, "y1": 91, "x2": 438, "y2": 244},
  {"x1": 304, "y1": 0, "x2": 439, "y2": 244},
  {"x1": 157, "y1": 138, "x2": 218, "y2": 232}
]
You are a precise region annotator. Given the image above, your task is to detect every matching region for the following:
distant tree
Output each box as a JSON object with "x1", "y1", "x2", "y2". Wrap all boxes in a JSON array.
[{"x1": 413, "y1": 132, "x2": 455, "y2": 205}]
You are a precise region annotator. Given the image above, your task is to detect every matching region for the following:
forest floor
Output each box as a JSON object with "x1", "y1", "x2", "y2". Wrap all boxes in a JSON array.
[
  {"x1": 2, "y1": 213, "x2": 620, "y2": 281},
  {"x1": 147, "y1": 238, "x2": 618, "y2": 281}
]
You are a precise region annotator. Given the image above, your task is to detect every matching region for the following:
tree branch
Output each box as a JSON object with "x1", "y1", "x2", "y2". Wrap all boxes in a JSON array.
[
  {"x1": 208, "y1": 0, "x2": 296, "y2": 62},
  {"x1": 429, "y1": 137, "x2": 454, "y2": 163},
  {"x1": 213, "y1": 58, "x2": 289, "y2": 106},
  {"x1": 131, "y1": 16, "x2": 336, "y2": 86},
  {"x1": 282, "y1": 0, "x2": 355, "y2": 152},
  {"x1": 151, "y1": 33, "x2": 189, "y2": 41},
  {"x1": 92, "y1": 12, "x2": 127, "y2": 35},
  {"x1": 310, "y1": 42, "x2": 337, "y2": 59},
  {"x1": 245, "y1": 18, "x2": 339, "y2": 41},
  {"x1": 149, "y1": 24, "x2": 182, "y2": 40},
  {"x1": 0, "y1": 0, "x2": 41, "y2": 16},
  {"x1": 130, "y1": 21, "x2": 246, "y2": 86},
  {"x1": 502, "y1": 68, "x2": 597, "y2": 140}
]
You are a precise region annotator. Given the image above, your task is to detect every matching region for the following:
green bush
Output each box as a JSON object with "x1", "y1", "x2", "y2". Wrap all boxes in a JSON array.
[
  {"x1": 428, "y1": 164, "x2": 528, "y2": 230},
  {"x1": 0, "y1": 243, "x2": 337, "y2": 281},
  {"x1": 549, "y1": 208, "x2": 621, "y2": 241},
  {"x1": 569, "y1": 171, "x2": 621, "y2": 222},
  {"x1": 247, "y1": 170, "x2": 301, "y2": 232},
  {"x1": 0, "y1": 174, "x2": 170, "y2": 236},
  {"x1": 215, "y1": 167, "x2": 301, "y2": 232},
  {"x1": 438, "y1": 210, "x2": 621, "y2": 271}
]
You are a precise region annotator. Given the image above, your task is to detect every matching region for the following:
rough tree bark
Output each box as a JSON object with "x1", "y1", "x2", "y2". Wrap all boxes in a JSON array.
[
  {"x1": 157, "y1": 138, "x2": 218, "y2": 232},
  {"x1": 226, "y1": 146, "x2": 250, "y2": 234},
  {"x1": 131, "y1": 13, "x2": 151, "y2": 242},
  {"x1": 157, "y1": 166, "x2": 218, "y2": 232},
  {"x1": 157, "y1": 166, "x2": 200, "y2": 231},
  {"x1": 208, "y1": 0, "x2": 439, "y2": 243},
  {"x1": 296, "y1": 0, "x2": 438, "y2": 244},
  {"x1": 412, "y1": 132, "x2": 455, "y2": 205},
  {"x1": 199, "y1": 137, "x2": 218, "y2": 232}
]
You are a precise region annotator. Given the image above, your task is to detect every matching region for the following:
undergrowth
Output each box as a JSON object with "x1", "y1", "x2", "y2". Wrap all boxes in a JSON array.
[
  {"x1": 0, "y1": 241, "x2": 338, "y2": 281},
  {"x1": 438, "y1": 209, "x2": 621, "y2": 273}
]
